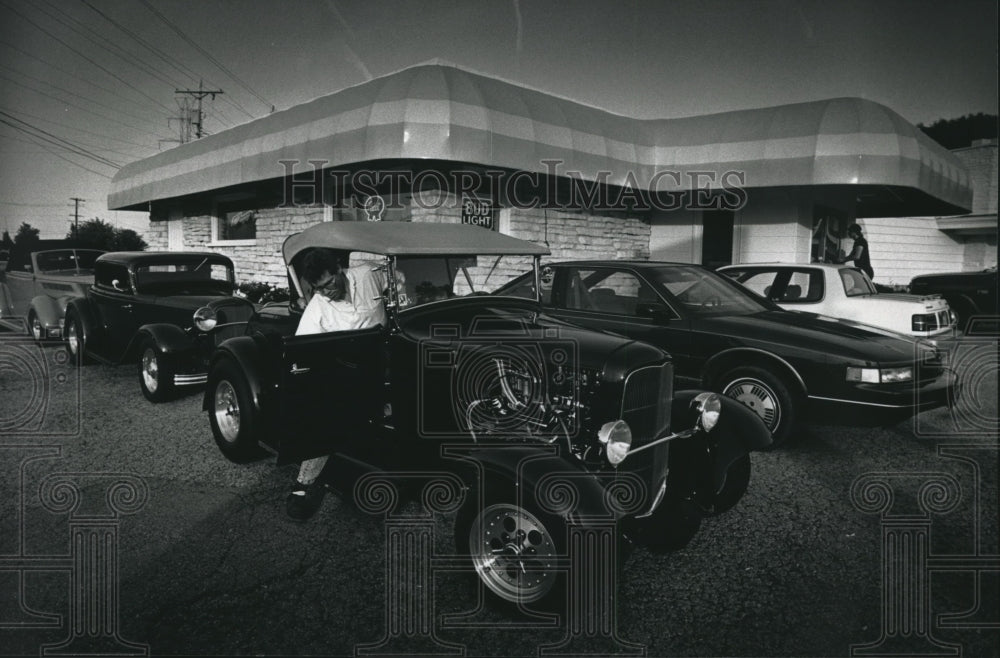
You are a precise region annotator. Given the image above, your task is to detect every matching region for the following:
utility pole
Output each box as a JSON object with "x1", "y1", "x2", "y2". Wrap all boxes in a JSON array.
[
  {"x1": 174, "y1": 80, "x2": 223, "y2": 139},
  {"x1": 69, "y1": 197, "x2": 84, "y2": 239}
]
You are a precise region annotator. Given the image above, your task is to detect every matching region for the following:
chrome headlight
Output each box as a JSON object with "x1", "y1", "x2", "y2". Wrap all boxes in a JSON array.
[
  {"x1": 193, "y1": 306, "x2": 217, "y2": 332},
  {"x1": 691, "y1": 392, "x2": 722, "y2": 432},
  {"x1": 598, "y1": 420, "x2": 632, "y2": 466}
]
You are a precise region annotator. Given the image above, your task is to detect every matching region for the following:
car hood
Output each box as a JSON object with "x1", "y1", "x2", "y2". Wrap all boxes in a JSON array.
[
  {"x1": 696, "y1": 310, "x2": 931, "y2": 364},
  {"x1": 398, "y1": 297, "x2": 669, "y2": 376}
]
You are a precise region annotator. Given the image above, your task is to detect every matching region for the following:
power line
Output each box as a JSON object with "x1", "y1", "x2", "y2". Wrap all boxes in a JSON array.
[
  {"x1": 137, "y1": 0, "x2": 274, "y2": 110},
  {"x1": 0, "y1": 0, "x2": 174, "y2": 114},
  {"x1": 0, "y1": 68, "x2": 171, "y2": 133},
  {"x1": 175, "y1": 81, "x2": 224, "y2": 139},
  {"x1": 78, "y1": 0, "x2": 256, "y2": 122},
  {"x1": 0, "y1": 104, "x2": 159, "y2": 150},
  {"x1": 29, "y1": 0, "x2": 186, "y2": 93},
  {"x1": 0, "y1": 111, "x2": 120, "y2": 168}
]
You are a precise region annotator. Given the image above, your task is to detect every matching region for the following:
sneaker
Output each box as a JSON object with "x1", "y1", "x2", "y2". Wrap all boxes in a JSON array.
[{"x1": 285, "y1": 480, "x2": 326, "y2": 520}]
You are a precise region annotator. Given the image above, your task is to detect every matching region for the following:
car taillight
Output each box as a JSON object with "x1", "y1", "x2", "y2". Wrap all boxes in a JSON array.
[{"x1": 912, "y1": 313, "x2": 935, "y2": 331}]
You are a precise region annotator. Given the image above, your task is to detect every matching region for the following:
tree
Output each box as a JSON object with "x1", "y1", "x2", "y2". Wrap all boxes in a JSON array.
[
  {"x1": 112, "y1": 228, "x2": 148, "y2": 251},
  {"x1": 918, "y1": 113, "x2": 998, "y2": 150},
  {"x1": 14, "y1": 222, "x2": 40, "y2": 247},
  {"x1": 1, "y1": 230, "x2": 13, "y2": 250},
  {"x1": 67, "y1": 217, "x2": 147, "y2": 252}
]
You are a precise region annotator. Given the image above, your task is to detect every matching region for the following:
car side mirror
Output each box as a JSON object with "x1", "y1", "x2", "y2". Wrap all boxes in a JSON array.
[
  {"x1": 111, "y1": 278, "x2": 127, "y2": 292},
  {"x1": 636, "y1": 302, "x2": 673, "y2": 321}
]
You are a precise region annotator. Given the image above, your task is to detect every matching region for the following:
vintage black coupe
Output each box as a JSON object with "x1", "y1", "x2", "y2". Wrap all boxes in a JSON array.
[
  {"x1": 203, "y1": 221, "x2": 771, "y2": 606},
  {"x1": 497, "y1": 260, "x2": 958, "y2": 445},
  {"x1": 64, "y1": 251, "x2": 255, "y2": 402}
]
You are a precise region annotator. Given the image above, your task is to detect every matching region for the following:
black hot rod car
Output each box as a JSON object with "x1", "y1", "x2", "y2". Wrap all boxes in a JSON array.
[
  {"x1": 203, "y1": 221, "x2": 771, "y2": 605},
  {"x1": 64, "y1": 251, "x2": 255, "y2": 401}
]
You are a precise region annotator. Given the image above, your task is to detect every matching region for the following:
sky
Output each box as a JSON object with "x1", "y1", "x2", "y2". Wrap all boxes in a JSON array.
[{"x1": 0, "y1": 0, "x2": 996, "y2": 239}]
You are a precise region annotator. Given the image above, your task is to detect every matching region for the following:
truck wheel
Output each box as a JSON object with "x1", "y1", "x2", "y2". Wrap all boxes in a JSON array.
[
  {"x1": 138, "y1": 338, "x2": 175, "y2": 403},
  {"x1": 208, "y1": 359, "x2": 265, "y2": 463},
  {"x1": 719, "y1": 366, "x2": 798, "y2": 446}
]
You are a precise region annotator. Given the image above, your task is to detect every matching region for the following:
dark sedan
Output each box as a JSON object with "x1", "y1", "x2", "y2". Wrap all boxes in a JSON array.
[
  {"x1": 64, "y1": 252, "x2": 255, "y2": 402},
  {"x1": 909, "y1": 266, "x2": 997, "y2": 333},
  {"x1": 498, "y1": 261, "x2": 957, "y2": 445}
]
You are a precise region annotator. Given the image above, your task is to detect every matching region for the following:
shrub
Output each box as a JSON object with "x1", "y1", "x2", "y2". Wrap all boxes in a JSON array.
[{"x1": 236, "y1": 281, "x2": 290, "y2": 304}]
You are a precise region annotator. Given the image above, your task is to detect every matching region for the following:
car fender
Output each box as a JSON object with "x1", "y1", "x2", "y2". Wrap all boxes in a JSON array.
[
  {"x1": 701, "y1": 347, "x2": 808, "y2": 395},
  {"x1": 458, "y1": 447, "x2": 620, "y2": 521},
  {"x1": 203, "y1": 335, "x2": 266, "y2": 414},
  {"x1": 671, "y1": 389, "x2": 772, "y2": 493},
  {"x1": 135, "y1": 323, "x2": 196, "y2": 355},
  {"x1": 64, "y1": 298, "x2": 102, "y2": 349},
  {"x1": 29, "y1": 294, "x2": 64, "y2": 328}
]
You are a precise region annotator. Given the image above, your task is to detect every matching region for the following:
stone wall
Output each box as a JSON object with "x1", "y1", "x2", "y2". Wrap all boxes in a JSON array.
[
  {"x1": 144, "y1": 192, "x2": 651, "y2": 289},
  {"x1": 144, "y1": 221, "x2": 168, "y2": 250}
]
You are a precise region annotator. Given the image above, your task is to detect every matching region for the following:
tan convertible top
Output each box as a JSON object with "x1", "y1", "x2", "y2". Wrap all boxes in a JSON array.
[{"x1": 281, "y1": 221, "x2": 549, "y2": 263}]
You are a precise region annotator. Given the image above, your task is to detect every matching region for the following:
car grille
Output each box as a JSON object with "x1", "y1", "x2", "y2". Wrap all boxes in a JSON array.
[
  {"x1": 215, "y1": 301, "x2": 255, "y2": 325},
  {"x1": 620, "y1": 362, "x2": 673, "y2": 445}
]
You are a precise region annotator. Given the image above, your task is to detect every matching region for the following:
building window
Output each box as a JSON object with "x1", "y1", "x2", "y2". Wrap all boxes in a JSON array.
[{"x1": 212, "y1": 201, "x2": 257, "y2": 245}]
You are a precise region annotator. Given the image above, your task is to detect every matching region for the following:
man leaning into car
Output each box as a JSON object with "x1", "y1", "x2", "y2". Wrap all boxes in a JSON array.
[{"x1": 287, "y1": 248, "x2": 387, "y2": 520}]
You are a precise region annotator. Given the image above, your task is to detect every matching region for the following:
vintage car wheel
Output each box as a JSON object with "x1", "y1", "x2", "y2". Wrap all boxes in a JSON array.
[
  {"x1": 27, "y1": 310, "x2": 43, "y2": 342},
  {"x1": 720, "y1": 366, "x2": 796, "y2": 446},
  {"x1": 138, "y1": 340, "x2": 175, "y2": 403},
  {"x1": 455, "y1": 482, "x2": 565, "y2": 607},
  {"x1": 705, "y1": 453, "x2": 751, "y2": 516},
  {"x1": 64, "y1": 314, "x2": 89, "y2": 366},
  {"x1": 208, "y1": 360, "x2": 264, "y2": 463}
]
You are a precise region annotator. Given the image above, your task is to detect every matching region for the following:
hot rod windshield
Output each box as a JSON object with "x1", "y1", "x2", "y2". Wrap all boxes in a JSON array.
[
  {"x1": 394, "y1": 254, "x2": 536, "y2": 309},
  {"x1": 36, "y1": 249, "x2": 103, "y2": 273},
  {"x1": 134, "y1": 260, "x2": 235, "y2": 295}
]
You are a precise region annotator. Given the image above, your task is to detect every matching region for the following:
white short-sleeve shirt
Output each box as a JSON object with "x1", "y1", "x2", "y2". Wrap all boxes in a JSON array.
[{"x1": 296, "y1": 265, "x2": 387, "y2": 336}]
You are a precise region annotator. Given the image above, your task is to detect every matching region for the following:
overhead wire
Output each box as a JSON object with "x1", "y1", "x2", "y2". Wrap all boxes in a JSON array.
[
  {"x1": 79, "y1": 0, "x2": 255, "y2": 122},
  {"x1": 0, "y1": 0, "x2": 174, "y2": 114},
  {"x1": 136, "y1": 0, "x2": 274, "y2": 111},
  {"x1": 0, "y1": 111, "x2": 121, "y2": 168}
]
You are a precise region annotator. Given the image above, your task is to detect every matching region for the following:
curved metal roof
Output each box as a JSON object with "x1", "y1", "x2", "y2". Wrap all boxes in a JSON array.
[
  {"x1": 109, "y1": 62, "x2": 972, "y2": 214},
  {"x1": 282, "y1": 221, "x2": 549, "y2": 262}
]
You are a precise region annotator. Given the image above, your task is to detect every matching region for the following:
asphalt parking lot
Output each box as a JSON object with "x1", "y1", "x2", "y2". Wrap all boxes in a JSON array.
[{"x1": 1, "y1": 335, "x2": 997, "y2": 657}]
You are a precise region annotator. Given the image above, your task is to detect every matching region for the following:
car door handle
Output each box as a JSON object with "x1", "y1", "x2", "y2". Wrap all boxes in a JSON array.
[
  {"x1": 290, "y1": 363, "x2": 310, "y2": 375},
  {"x1": 121, "y1": 304, "x2": 132, "y2": 310}
]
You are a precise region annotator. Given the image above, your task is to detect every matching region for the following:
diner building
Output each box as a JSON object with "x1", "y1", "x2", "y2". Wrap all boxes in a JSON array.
[{"x1": 108, "y1": 62, "x2": 975, "y2": 288}]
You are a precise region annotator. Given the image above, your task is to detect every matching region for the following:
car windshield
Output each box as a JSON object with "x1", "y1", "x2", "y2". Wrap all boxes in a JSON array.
[
  {"x1": 840, "y1": 268, "x2": 877, "y2": 296},
  {"x1": 648, "y1": 265, "x2": 770, "y2": 316},
  {"x1": 35, "y1": 249, "x2": 102, "y2": 272},
  {"x1": 394, "y1": 254, "x2": 535, "y2": 309},
  {"x1": 134, "y1": 259, "x2": 234, "y2": 294}
]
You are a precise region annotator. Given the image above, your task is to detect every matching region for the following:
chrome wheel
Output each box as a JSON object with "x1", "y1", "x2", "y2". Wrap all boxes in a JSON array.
[
  {"x1": 723, "y1": 377, "x2": 780, "y2": 431},
  {"x1": 66, "y1": 321, "x2": 79, "y2": 355},
  {"x1": 141, "y1": 348, "x2": 159, "y2": 394},
  {"x1": 469, "y1": 503, "x2": 559, "y2": 603},
  {"x1": 213, "y1": 380, "x2": 241, "y2": 444},
  {"x1": 29, "y1": 313, "x2": 42, "y2": 341}
]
